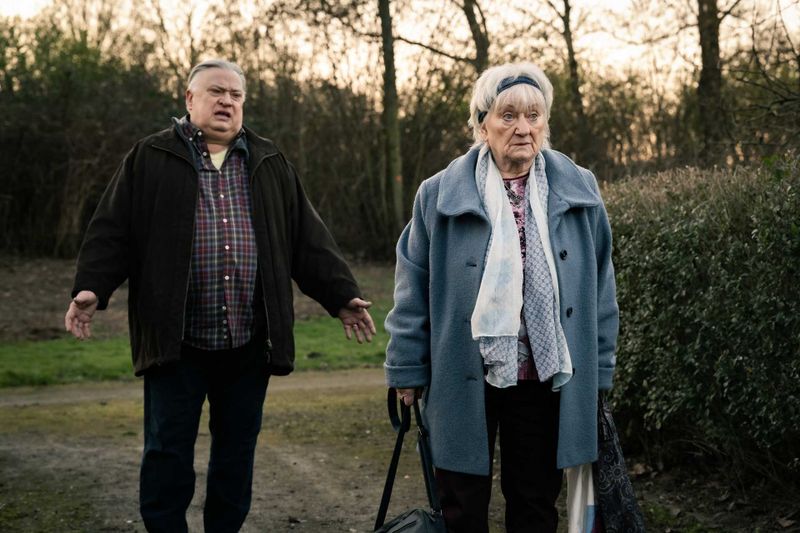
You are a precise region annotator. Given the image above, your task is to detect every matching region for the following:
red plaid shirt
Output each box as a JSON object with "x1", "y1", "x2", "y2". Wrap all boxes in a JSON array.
[{"x1": 175, "y1": 117, "x2": 258, "y2": 350}]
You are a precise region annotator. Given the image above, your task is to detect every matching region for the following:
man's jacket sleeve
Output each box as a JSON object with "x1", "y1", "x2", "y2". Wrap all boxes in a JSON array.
[
  {"x1": 71, "y1": 145, "x2": 136, "y2": 309},
  {"x1": 287, "y1": 161, "x2": 360, "y2": 316}
]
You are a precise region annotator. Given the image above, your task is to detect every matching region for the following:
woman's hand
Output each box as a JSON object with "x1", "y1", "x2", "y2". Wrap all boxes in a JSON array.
[{"x1": 396, "y1": 387, "x2": 422, "y2": 406}]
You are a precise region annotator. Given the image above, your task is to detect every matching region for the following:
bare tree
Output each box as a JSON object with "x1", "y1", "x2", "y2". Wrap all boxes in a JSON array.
[
  {"x1": 378, "y1": 0, "x2": 405, "y2": 232},
  {"x1": 697, "y1": 0, "x2": 743, "y2": 159},
  {"x1": 728, "y1": 0, "x2": 800, "y2": 154},
  {"x1": 461, "y1": 0, "x2": 490, "y2": 72}
]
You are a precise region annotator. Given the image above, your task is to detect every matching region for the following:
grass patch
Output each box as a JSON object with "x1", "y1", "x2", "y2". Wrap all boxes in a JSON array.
[
  {"x1": 0, "y1": 336, "x2": 132, "y2": 387},
  {"x1": 0, "y1": 309, "x2": 389, "y2": 388},
  {"x1": 0, "y1": 399, "x2": 142, "y2": 437},
  {"x1": 293, "y1": 314, "x2": 388, "y2": 371}
]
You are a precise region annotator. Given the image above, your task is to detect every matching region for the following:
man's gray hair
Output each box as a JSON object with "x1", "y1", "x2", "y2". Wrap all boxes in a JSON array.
[
  {"x1": 187, "y1": 59, "x2": 247, "y2": 95},
  {"x1": 468, "y1": 62, "x2": 554, "y2": 148}
]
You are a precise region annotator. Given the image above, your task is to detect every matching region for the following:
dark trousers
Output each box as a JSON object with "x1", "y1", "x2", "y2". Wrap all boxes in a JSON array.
[
  {"x1": 435, "y1": 380, "x2": 563, "y2": 533},
  {"x1": 139, "y1": 339, "x2": 270, "y2": 533}
]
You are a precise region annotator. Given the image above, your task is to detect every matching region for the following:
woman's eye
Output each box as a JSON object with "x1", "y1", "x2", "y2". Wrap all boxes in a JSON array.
[{"x1": 502, "y1": 113, "x2": 514, "y2": 121}]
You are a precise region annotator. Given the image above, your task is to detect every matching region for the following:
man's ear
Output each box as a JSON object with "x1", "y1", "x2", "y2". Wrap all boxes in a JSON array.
[{"x1": 185, "y1": 89, "x2": 194, "y2": 112}]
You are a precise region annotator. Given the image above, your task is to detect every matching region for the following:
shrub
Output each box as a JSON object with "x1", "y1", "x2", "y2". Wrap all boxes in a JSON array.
[{"x1": 604, "y1": 154, "x2": 800, "y2": 487}]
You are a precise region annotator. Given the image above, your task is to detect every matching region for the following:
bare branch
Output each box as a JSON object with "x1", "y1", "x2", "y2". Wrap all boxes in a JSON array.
[
  {"x1": 544, "y1": 0, "x2": 562, "y2": 18},
  {"x1": 718, "y1": 0, "x2": 744, "y2": 21},
  {"x1": 777, "y1": 0, "x2": 800, "y2": 66},
  {"x1": 394, "y1": 35, "x2": 474, "y2": 64},
  {"x1": 608, "y1": 21, "x2": 696, "y2": 46}
]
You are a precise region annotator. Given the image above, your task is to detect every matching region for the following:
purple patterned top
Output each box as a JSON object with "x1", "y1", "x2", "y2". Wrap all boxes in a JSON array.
[
  {"x1": 503, "y1": 174, "x2": 539, "y2": 381},
  {"x1": 175, "y1": 117, "x2": 258, "y2": 351}
]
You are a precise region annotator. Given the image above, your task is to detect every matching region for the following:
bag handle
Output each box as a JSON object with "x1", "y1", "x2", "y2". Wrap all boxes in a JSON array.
[
  {"x1": 374, "y1": 388, "x2": 442, "y2": 530},
  {"x1": 414, "y1": 400, "x2": 442, "y2": 514}
]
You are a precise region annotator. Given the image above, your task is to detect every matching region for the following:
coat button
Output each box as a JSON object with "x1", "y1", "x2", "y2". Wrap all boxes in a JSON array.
[
  {"x1": 566, "y1": 307, "x2": 573, "y2": 318},
  {"x1": 559, "y1": 250, "x2": 568, "y2": 260}
]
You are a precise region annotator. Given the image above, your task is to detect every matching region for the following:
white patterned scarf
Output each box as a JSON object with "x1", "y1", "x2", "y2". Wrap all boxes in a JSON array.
[{"x1": 472, "y1": 145, "x2": 573, "y2": 389}]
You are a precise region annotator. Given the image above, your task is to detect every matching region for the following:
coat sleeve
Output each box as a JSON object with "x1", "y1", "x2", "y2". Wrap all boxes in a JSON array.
[
  {"x1": 71, "y1": 145, "x2": 136, "y2": 310},
  {"x1": 589, "y1": 174, "x2": 619, "y2": 390},
  {"x1": 288, "y1": 160, "x2": 360, "y2": 316},
  {"x1": 384, "y1": 182, "x2": 432, "y2": 388}
]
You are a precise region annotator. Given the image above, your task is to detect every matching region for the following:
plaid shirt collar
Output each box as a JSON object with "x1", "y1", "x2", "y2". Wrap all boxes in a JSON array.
[{"x1": 172, "y1": 115, "x2": 249, "y2": 170}]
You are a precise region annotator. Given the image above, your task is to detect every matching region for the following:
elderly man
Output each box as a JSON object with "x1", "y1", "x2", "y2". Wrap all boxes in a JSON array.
[{"x1": 64, "y1": 59, "x2": 375, "y2": 533}]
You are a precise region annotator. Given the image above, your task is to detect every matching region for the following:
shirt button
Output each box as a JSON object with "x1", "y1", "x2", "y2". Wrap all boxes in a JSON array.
[
  {"x1": 222, "y1": 319, "x2": 228, "y2": 325},
  {"x1": 197, "y1": 131, "x2": 203, "y2": 136},
  {"x1": 224, "y1": 245, "x2": 230, "y2": 250},
  {"x1": 222, "y1": 305, "x2": 227, "y2": 311},
  {"x1": 224, "y1": 275, "x2": 230, "y2": 281},
  {"x1": 220, "y1": 194, "x2": 225, "y2": 199},
  {"x1": 223, "y1": 218, "x2": 228, "y2": 223},
  {"x1": 202, "y1": 151, "x2": 208, "y2": 157},
  {"x1": 188, "y1": 137, "x2": 193, "y2": 141}
]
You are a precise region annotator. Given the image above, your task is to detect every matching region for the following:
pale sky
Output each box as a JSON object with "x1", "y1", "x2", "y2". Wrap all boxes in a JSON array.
[
  {"x1": 2, "y1": 0, "x2": 797, "y2": 89},
  {"x1": 0, "y1": 0, "x2": 50, "y2": 18}
]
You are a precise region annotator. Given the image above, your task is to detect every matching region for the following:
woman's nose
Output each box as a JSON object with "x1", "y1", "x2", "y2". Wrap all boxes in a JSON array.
[{"x1": 514, "y1": 115, "x2": 531, "y2": 135}]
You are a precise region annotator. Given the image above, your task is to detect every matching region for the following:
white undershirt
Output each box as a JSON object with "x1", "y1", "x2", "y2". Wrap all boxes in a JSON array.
[{"x1": 210, "y1": 148, "x2": 228, "y2": 170}]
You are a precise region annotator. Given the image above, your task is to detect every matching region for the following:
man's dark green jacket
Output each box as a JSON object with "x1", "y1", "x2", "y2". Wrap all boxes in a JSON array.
[{"x1": 72, "y1": 126, "x2": 360, "y2": 376}]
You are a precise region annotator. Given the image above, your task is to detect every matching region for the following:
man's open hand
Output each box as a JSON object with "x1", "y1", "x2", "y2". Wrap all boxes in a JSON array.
[
  {"x1": 337, "y1": 297, "x2": 377, "y2": 343},
  {"x1": 64, "y1": 290, "x2": 98, "y2": 340}
]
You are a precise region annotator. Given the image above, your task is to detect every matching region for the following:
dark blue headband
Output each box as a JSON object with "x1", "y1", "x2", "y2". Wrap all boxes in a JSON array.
[{"x1": 477, "y1": 75, "x2": 542, "y2": 123}]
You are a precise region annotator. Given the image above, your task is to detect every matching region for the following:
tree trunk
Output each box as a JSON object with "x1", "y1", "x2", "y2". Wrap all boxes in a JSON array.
[
  {"x1": 560, "y1": 0, "x2": 591, "y2": 160},
  {"x1": 697, "y1": 0, "x2": 724, "y2": 161},
  {"x1": 462, "y1": 0, "x2": 490, "y2": 73},
  {"x1": 378, "y1": 0, "x2": 405, "y2": 233}
]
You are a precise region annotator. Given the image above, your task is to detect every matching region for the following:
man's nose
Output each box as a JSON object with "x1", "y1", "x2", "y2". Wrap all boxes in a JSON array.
[{"x1": 219, "y1": 91, "x2": 233, "y2": 105}]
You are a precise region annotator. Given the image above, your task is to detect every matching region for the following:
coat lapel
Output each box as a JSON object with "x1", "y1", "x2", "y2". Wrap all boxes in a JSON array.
[
  {"x1": 543, "y1": 149, "x2": 601, "y2": 231},
  {"x1": 435, "y1": 147, "x2": 600, "y2": 230},
  {"x1": 436, "y1": 148, "x2": 487, "y2": 221}
]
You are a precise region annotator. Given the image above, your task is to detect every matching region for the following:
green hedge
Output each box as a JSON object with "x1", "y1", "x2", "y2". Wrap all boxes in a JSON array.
[{"x1": 604, "y1": 154, "x2": 800, "y2": 485}]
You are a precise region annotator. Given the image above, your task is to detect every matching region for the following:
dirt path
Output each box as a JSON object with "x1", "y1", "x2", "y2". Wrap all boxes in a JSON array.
[
  {"x1": 2, "y1": 369, "x2": 797, "y2": 532},
  {"x1": 0, "y1": 369, "x2": 386, "y2": 408},
  {"x1": 0, "y1": 368, "x2": 408, "y2": 533}
]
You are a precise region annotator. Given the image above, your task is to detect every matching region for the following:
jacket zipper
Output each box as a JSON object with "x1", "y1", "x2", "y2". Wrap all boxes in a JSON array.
[
  {"x1": 152, "y1": 145, "x2": 198, "y2": 346},
  {"x1": 249, "y1": 152, "x2": 277, "y2": 358}
]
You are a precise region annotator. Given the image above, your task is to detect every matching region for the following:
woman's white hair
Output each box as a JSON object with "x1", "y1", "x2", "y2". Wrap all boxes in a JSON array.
[{"x1": 468, "y1": 62, "x2": 554, "y2": 148}]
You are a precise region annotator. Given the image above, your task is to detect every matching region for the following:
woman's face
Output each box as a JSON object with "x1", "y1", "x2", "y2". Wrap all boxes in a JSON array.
[{"x1": 480, "y1": 102, "x2": 546, "y2": 174}]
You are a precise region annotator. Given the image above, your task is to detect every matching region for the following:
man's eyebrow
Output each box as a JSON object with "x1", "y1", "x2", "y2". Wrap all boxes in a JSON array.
[{"x1": 208, "y1": 84, "x2": 243, "y2": 93}]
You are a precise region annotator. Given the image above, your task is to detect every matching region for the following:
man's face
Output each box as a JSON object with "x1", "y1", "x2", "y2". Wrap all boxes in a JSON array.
[{"x1": 185, "y1": 68, "x2": 245, "y2": 145}]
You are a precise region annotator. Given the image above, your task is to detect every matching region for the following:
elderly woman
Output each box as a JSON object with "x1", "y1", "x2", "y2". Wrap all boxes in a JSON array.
[{"x1": 384, "y1": 62, "x2": 619, "y2": 533}]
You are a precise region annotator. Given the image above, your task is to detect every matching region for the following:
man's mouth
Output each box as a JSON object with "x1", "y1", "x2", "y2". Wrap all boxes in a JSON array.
[{"x1": 214, "y1": 110, "x2": 232, "y2": 119}]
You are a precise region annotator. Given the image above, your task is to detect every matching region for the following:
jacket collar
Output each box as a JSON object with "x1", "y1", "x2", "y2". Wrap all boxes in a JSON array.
[
  {"x1": 149, "y1": 122, "x2": 280, "y2": 170},
  {"x1": 437, "y1": 147, "x2": 601, "y2": 221}
]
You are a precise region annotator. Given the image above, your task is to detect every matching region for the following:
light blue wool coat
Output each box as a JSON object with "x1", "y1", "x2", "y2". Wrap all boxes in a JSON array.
[{"x1": 384, "y1": 147, "x2": 619, "y2": 473}]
